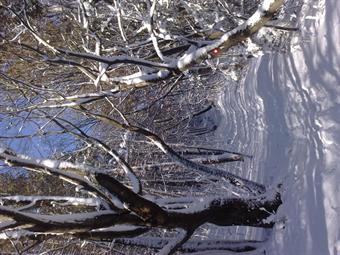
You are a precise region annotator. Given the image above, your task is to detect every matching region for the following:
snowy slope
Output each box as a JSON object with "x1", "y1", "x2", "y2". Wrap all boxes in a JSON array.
[
  {"x1": 249, "y1": 0, "x2": 339, "y2": 254},
  {"x1": 218, "y1": 0, "x2": 339, "y2": 254}
]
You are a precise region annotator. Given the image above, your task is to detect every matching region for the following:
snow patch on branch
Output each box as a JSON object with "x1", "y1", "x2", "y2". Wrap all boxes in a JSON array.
[
  {"x1": 176, "y1": 0, "x2": 283, "y2": 72},
  {"x1": 93, "y1": 224, "x2": 141, "y2": 232},
  {"x1": 110, "y1": 69, "x2": 171, "y2": 85},
  {"x1": 0, "y1": 195, "x2": 101, "y2": 207}
]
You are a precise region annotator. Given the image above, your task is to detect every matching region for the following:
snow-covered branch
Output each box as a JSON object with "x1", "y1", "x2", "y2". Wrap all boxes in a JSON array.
[
  {"x1": 157, "y1": 229, "x2": 193, "y2": 255},
  {"x1": 176, "y1": 0, "x2": 284, "y2": 71},
  {"x1": 0, "y1": 196, "x2": 101, "y2": 208},
  {"x1": 3, "y1": 0, "x2": 283, "y2": 86},
  {"x1": 56, "y1": 48, "x2": 173, "y2": 69},
  {"x1": 0, "y1": 148, "x2": 121, "y2": 211},
  {"x1": 80, "y1": 110, "x2": 265, "y2": 195},
  {"x1": 113, "y1": 237, "x2": 265, "y2": 253},
  {"x1": 0, "y1": 148, "x2": 281, "y2": 253}
]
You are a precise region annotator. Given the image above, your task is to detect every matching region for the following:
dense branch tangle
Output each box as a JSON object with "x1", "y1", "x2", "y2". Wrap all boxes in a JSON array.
[
  {"x1": 0, "y1": 0, "x2": 287, "y2": 254},
  {"x1": 0, "y1": 148, "x2": 282, "y2": 254}
]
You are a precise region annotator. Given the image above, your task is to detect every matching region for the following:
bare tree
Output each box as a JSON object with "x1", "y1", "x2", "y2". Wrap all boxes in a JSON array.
[{"x1": 0, "y1": 0, "x2": 293, "y2": 254}]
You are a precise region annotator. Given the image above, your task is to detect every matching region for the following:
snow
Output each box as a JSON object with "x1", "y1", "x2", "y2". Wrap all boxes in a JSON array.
[
  {"x1": 181, "y1": 251, "x2": 262, "y2": 255},
  {"x1": 110, "y1": 69, "x2": 171, "y2": 85},
  {"x1": 157, "y1": 229, "x2": 188, "y2": 255},
  {"x1": 40, "y1": 159, "x2": 57, "y2": 168},
  {"x1": 0, "y1": 230, "x2": 36, "y2": 239},
  {"x1": 216, "y1": 0, "x2": 339, "y2": 253},
  {"x1": 177, "y1": 0, "x2": 283, "y2": 72},
  {"x1": 0, "y1": 221, "x2": 16, "y2": 230},
  {"x1": 267, "y1": 0, "x2": 340, "y2": 253},
  {"x1": 0, "y1": 195, "x2": 101, "y2": 207},
  {"x1": 93, "y1": 225, "x2": 141, "y2": 232}
]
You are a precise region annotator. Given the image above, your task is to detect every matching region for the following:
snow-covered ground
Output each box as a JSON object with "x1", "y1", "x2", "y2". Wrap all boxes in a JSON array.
[{"x1": 218, "y1": 0, "x2": 339, "y2": 254}]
